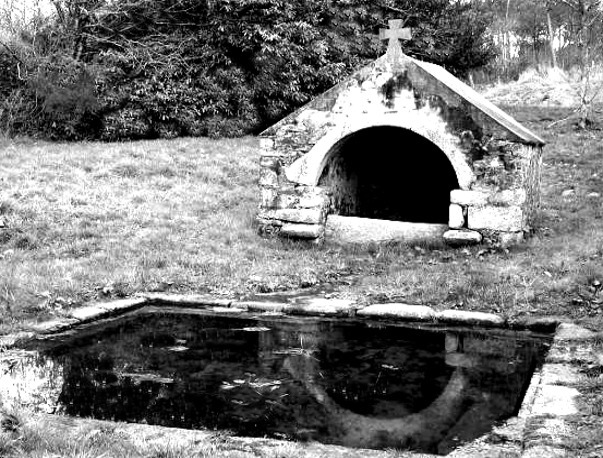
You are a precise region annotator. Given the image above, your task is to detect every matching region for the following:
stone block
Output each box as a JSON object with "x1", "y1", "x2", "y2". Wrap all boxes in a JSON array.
[
  {"x1": 554, "y1": 323, "x2": 597, "y2": 341},
  {"x1": 357, "y1": 303, "x2": 436, "y2": 321},
  {"x1": 450, "y1": 190, "x2": 489, "y2": 206},
  {"x1": 293, "y1": 298, "x2": 356, "y2": 316},
  {"x1": 436, "y1": 310, "x2": 505, "y2": 326},
  {"x1": 326, "y1": 215, "x2": 447, "y2": 245},
  {"x1": 259, "y1": 138, "x2": 275, "y2": 150},
  {"x1": 264, "y1": 208, "x2": 324, "y2": 224},
  {"x1": 451, "y1": 189, "x2": 527, "y2": 207},
  {"x1": 260, "y1": 188, "x2": 278, "y2": 209},
  {"x1": 443, "y1": 229, "x2": 482, "y2": 246},
  {"x1": 70, "y1": 305, "x2": 110, "y2": 322},
  {"x1": 468, "y1": 206, "x2": 524, "y2": 232},
  {"x1": 280, "y1": 223, "x2": 323, "y2": 239},
  {"x1": 275, "y1": 193, "x2": 297, "y2": 209},
  {"x1": 489, "y1": 189, "x2": 527, "y2": 205},
  {"x1": 297, "y1": 193, "x2": 327, "y2": 209},
  {"x1": 448, "y1": 204, "x2": 465, "y2": 228},
  {"x1": 529, "y1": 385, "x2": 579, "y2": 416},
  {"x1": 539, "y1": 364, "x2": 580, "y2": 386},
  {"x1": 259, "y1": 169, "x2": 278, "y2": 187}
]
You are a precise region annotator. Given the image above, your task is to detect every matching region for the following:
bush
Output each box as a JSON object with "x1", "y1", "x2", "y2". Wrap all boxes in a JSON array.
[{"x1": 0, "y1": 0, "x2": 496, "y2": 140}]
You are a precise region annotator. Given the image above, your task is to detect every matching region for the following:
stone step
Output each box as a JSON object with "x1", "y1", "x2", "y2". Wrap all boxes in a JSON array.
[{"x1": 325, "y1": 215, "x2": 448, "y2": 244}]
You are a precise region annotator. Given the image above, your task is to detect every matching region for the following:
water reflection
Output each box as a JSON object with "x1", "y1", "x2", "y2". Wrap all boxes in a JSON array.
[{"x1": 5, "y1": 310, "x2": 550, "y2": 454}]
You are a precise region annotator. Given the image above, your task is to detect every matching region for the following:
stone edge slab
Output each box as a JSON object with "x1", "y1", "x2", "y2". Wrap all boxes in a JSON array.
[
  {"x1": 2, "y1": 292, "x2": 600, "y2": 458},
  {"x1": 3, "y1": 294, "x2": 568, "y2": 351}
]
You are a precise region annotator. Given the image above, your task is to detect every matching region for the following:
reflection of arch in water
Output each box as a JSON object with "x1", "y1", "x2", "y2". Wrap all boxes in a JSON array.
[{"x1": 283, "y1": 354, "x2": 470, "y2": 452}]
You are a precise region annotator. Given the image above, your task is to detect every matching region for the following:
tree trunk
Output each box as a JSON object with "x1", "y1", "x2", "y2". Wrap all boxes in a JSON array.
[{"x1": 547, "y1": 11, "x2": 557, "y2": 68}]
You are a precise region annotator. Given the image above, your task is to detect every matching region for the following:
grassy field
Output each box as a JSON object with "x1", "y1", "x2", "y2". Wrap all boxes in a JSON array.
[
  {"x1": 0, "y1": 104, "x2": 602, "y2": 457},
  {"x1": 0, "y1": 106, "x2": 602, "y2": 334}
]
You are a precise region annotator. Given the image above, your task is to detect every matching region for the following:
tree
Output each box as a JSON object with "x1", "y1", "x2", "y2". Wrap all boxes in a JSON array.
[
  {"x1": 1, "y1": 0, "x2": 497, "y2": 139},
  {"x1": 556, "y1": 0, "x2": 603, "y2": 126}
]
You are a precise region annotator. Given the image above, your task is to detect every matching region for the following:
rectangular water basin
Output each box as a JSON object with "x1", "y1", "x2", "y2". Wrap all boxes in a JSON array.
[{"x1": 3, "y1": 307, "x2": 551, "y2": 455}]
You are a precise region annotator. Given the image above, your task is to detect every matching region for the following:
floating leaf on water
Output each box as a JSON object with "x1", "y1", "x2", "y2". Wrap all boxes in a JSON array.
[{"x1": 166, "y1": 346, "x2": 189, "y2": 352}]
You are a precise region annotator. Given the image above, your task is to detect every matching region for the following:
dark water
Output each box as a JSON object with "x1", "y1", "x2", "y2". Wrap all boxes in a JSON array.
[{"x1": 7, "y1": 308, "x2": 551, "y2": 454}]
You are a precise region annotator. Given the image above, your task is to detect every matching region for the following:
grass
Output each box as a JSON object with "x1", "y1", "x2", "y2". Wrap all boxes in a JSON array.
[
  {"x1": 0, "y1": 106, "x2": 602, "y2": 334},
  {"x1": 0, "y1": 105, "x2": 603, "y2": 457}
]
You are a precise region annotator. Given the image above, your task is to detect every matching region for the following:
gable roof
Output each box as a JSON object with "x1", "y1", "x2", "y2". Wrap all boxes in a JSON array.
[
  {"x1": 411, "y1": 58, "x2": 545, "y2": 145},
  {"x1": 262, "y1": 53, "x2": 545, "y2": 147}
]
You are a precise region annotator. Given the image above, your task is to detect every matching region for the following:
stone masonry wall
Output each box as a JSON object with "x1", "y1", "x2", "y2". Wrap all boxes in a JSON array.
[{"x1": 257, "y1": 53, "x2": 543, "y2": 246}]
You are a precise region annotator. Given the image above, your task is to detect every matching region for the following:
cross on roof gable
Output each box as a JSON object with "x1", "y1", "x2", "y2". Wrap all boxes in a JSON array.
[{"x1": 379, "y1": 19, "x2": 412, "y2": 57}]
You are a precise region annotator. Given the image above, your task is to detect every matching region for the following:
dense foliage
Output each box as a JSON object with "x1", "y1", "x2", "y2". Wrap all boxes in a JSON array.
[{"x1": 0, "y1": 0, "x2": 495, "y2": 140}]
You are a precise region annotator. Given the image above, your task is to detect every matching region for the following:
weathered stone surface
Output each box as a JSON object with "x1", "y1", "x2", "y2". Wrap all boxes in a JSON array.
[
  {"x1": 260, "y1": 188, "x2": 278, "y2": 208},
  {"x1": 142, "y1": 293, "x2": 232, "y2": 307},
  {"x1": 292, "y1": 298, "x2": 356, "y2": 316},
  {"x1": 529, "y1": 385, "x2": 579, "y2": 416},
  {"x1": 539, "y1": 364, "x2": 580, "y2": 386},
  {"x1": 448, "y1": 203, "x2": 465, "y2": 228},
  {"x1": 357, "y1": 303, "x2": 436, "y2": 320},
  {"x1": 326, "y1": 215, "x2": 448, "y2": 245},
  {"x1": 513, "y1": 316, "x2": 560, "y2": 332},
  {"x1": 259, "y1": 137, "x2": 275, "y2": 149},
  {"x1": 280, "y1": 223, "x2": 323, "y2": 239},
  {"x1": 554, "y1": 322, "x2": 597, "y2": 341},
  {"x1": 69, "y1": 305, "x2": 111, "y2": 322},
  {"x1": 450, "y1": 190, "x2": 489, "y2": 206},
  {"x1": 521, "y1": 446, "x2": 568, "y2": 458},
  {"x1": 97, "y1": 297, "x2": 148, "y2": 312},
  {"x1": 297, "y1": 192, "x2": 328, "y2": 209},
  {"x1": 30, "y1": 318, "x2": 80, "y2": 334},
  {"x1": 210, "y1": 306, "x2": 246, "y2": 314},
  {"x1": 238, "y1": 301, "x2": 290, "y2": 313},
  {"x1": 443, "y1": 229, "x2": 483, "y2": 245},
  {"x1": 258, "y1": 168, "x2": 278, "y2": 187},
  {"x1": 436, "y1": 309, "x2": 505, "y2": 326},
  {"x1": 450, "y1": 189, "x2": 527, "y2": 206},
  {"x1": 468, "y1": 205, "x2": 525, "y2": 232},
  {"x1": 489, "y1": 189, "x2": 527, "y2": 205},
  {"x1": 263, "y1": 209, "x2": 324, "y2": 224},
  {"x1": 258, "y1": 39, "x2": 544, "y2": 248}
]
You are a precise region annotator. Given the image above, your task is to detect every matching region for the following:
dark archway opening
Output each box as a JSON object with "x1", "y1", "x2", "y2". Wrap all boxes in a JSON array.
[{"x1": 318, "y1": 127, "x2": 459, "y2": 224}]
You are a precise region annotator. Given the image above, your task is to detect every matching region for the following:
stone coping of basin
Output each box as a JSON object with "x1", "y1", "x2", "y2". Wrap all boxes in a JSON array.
[
  {"x1": 1, "y1": 295, "x2": 601, "y2": 458},
  {"x1": 0, "y1": 294, "x2": 562, "y2": 347}
]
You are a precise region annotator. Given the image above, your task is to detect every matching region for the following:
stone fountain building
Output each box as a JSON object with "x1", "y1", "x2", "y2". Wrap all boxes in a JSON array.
[{"x1": 257, "y1": 20, "x2": 545, "y2": 246}]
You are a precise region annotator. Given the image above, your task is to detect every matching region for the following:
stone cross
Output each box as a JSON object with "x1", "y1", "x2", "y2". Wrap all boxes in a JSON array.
[{"x1": 379, "y1": 19, "x2": 412, "y2": 58}]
